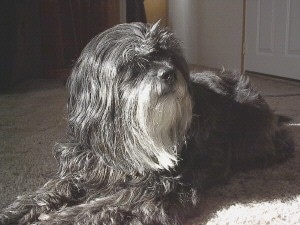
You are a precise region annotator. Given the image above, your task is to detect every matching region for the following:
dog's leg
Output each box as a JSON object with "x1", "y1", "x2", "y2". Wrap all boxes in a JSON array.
[
  {"x1": 35, "y1": 200, "x2": 186, "y2": 225},
  {"x1": 35, "y1": 201, "x2": 141, "y2": 225},
  {"x1": 28, "y1": 180, "x2": 198, "y2": 225},
  {"x1": 0, "y1": 178, "x2": 83, "y2": 225}
]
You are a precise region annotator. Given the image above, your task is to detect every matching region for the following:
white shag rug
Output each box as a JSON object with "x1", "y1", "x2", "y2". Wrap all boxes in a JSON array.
[{"x1": 206, "y1": 196, "x2": 300, "y2": 225}]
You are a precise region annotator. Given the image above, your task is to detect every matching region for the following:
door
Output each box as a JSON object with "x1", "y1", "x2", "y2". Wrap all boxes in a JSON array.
[{"x1": 245, "y1": 0, "x2": 300, "y2": 80}]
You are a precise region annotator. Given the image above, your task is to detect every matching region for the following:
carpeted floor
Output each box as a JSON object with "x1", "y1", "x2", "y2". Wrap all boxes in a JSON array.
[{"x1": 0, "y1": 71, "x2": 299, "y2": 224}]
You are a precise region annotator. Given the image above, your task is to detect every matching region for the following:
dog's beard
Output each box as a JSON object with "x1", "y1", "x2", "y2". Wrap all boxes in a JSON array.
[{"x1": 121, "y1": 71, "x2": 192, "y2": 171}]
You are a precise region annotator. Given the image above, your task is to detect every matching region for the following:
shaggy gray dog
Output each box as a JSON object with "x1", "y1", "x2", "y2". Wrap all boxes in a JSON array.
[{"x1": 0, "y1": 22, "x2": 294, "y2": 225}]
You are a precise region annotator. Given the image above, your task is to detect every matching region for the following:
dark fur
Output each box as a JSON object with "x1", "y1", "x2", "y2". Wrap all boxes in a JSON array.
[{"x1": 0, "y1": 22, "x2": 293, "y2": 225}]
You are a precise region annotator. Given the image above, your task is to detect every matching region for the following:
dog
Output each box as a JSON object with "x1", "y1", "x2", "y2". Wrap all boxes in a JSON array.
[{"x1": 0, "y1": 22, "x2": 294, "y2": 225}]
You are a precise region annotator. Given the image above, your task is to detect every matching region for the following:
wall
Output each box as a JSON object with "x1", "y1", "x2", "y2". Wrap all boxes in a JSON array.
[
  {"x1": 0, "y1": 0, "x2": 42, "y2": 90},
  {"x1": 169, "y1": 0, "x2": 244, "y2": 72},
  {"x1": 144, "y1": 0, "x2": 168, "y2": 27}
]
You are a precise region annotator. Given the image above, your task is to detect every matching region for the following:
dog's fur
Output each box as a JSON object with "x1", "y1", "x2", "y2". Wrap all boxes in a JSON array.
[{"x1": 0, "y1": 22, "x2": 294, "y2": 225}]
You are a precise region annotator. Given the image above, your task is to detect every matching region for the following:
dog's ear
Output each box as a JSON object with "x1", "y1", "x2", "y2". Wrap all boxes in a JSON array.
[
  {"x1": 66, "y1": 64, "x2": 101, "y2": 143},
  {"x1": 150, "y1": 20, "x2": 161, "y2": 32}
]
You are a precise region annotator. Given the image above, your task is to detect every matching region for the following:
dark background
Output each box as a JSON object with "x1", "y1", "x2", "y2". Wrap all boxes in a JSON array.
[{"x1": 0, "y1": 0, "x2": 121, "y2": 91}]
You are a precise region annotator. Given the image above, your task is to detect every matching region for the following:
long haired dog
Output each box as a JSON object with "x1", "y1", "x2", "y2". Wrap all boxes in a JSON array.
[{"x1": 0, "y1": 22, "x2": 294, "y2": 225}]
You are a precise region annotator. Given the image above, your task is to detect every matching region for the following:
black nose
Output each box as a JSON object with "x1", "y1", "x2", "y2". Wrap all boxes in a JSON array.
[{"x1": 157, "y1": 68, "x2": 176, "y2": 82}]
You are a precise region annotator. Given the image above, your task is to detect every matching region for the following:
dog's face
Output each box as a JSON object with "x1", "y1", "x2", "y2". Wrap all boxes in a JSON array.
[{"x1": 67, "y1": 22, "x2": 192, "y2": 173}]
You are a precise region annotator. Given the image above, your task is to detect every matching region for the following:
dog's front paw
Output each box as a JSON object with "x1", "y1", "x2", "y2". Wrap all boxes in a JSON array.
[
  {"x1": 0, "y1": 209, "x2": 25, "y2": 225},
  {"x1": 0, "y1": 213, "x2": 9, "y2": 225}
]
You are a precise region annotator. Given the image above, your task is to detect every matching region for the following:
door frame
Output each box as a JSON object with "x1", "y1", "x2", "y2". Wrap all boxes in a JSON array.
[{"x1": 241, "y1": 0, "x2": 246, "y2": 73}]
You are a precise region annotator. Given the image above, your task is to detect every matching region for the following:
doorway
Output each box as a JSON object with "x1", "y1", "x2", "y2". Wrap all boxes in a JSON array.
[{"x1": 245, "y1": 0, "x2": 300, "y2": 80}]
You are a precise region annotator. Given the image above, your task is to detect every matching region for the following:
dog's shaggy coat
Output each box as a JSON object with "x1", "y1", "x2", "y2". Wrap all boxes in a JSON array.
[{"x1": 0, "y1": 22, "x2": 294, "y2": 225}]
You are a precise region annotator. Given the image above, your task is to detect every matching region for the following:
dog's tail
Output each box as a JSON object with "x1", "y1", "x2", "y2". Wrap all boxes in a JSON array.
[
  {"x1": 277, "y1": 114, "x2": 293, "y2": 124},
  {"x1": 278, "y1": 114, "x2": 300, "y2": 127},
  {"x1": 273, "y1": 114, "x2": 295, "y2": 160}
]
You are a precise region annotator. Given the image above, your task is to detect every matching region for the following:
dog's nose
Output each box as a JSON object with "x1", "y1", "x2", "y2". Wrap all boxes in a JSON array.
[{"x1": 157, "y1": 68, "x2": 176, "y2": 82}]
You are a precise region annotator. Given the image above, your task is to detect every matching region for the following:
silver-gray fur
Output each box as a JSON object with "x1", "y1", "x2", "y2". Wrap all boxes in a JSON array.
[{"x1": 0, "y1": 22, "x2": 294, "y2": 225}]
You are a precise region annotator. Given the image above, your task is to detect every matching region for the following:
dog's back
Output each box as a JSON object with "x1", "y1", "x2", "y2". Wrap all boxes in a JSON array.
[{"x1": 189, "y1": 70, "x2": 294, "y2": 177}]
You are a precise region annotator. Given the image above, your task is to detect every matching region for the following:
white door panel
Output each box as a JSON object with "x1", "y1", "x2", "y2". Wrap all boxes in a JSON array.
[{"x1": 245, "y1": 0, "x2": 300, "y2": 80}]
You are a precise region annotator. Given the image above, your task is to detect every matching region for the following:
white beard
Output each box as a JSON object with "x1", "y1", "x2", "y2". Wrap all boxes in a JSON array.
[{"x1": 121, "y1": 72, "x2": 192, "y2": 171}]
